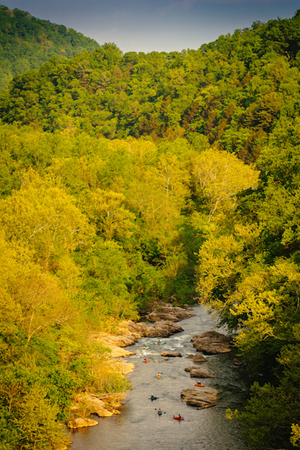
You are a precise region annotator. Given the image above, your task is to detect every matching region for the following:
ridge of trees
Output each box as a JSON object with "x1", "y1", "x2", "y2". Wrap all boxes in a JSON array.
[
  {"x1": 0, "y1": 4, "x2": 99, "y2": 90},
  {"x1": 1, "y1": 10, "x2": 300, "y2": 163}
]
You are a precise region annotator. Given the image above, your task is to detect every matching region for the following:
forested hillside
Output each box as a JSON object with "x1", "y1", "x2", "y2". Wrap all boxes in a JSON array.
[
  {"x1": 1, "y1": 10, "x2": 300, "y2": 163},
  {"x1": 0, "y1": 5, "x2": 99, "y2": 90},
  {"x1": 1, "y1": 8, "x2": 300, "y2": 450}
]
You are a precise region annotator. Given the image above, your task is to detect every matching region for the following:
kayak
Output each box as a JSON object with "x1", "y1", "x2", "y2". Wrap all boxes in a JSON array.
[
  {"x1": 158, "y1": 411, "x2": 163, "y2": 415},
  {"x1": 149, "y1": 397, "x2": 158, "y2": 401},
  {"x1": 194, "y1": 383, "x2": 204, "y2": 387},
  {"x1": 154, "y1": 342, "x2": 166, "y2": 345},
  {"x1": 173, "y1": 416, "x2": 184, "y2": 420},
  {"x1": 143, "y1": 359, "x2": 149, "y2": 363},
  {"x1": 156, "y1": 375, "x2": 161, "y2": 379}
]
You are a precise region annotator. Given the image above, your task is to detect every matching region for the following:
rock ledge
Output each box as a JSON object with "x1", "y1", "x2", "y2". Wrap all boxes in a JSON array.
[
  {"x1": 192, "y1": 331, "x2": 232, "y2": 354},
  {"x1": 181, "y1": 386, "x2": 219, "y2": 409}
]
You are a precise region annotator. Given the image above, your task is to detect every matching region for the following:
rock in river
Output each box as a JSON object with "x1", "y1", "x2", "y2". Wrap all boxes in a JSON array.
[
  {"x1": 191, "y1": 331, "x2": 232, "y2": 354},
  {"x1": 161, "y1": 351, "x2": 182, "y2": 357},
  {"x1": 181, "y1": 386, "x2": 219, "y2": 409},
  {"x1": 184, "y1": 367, "x2": 215, "y2": 378},
  {"x1": 192, "y1": 353, "x2": 207, "y2": 362},
  {"x1": 145, "y1": 321, "x2": 184, "y2": 337},
  {"x1": 190, "y1": 368, "x2": 215, "y2": 378},
  {"x1": 146, "y1": 305, "x2": 195, "y2": 322},
  {"x1": 233, "y1": 358, "x2": 243, "y2": 366}
]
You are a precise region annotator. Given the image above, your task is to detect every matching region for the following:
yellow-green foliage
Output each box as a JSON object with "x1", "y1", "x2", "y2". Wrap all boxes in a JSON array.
[{"x1": 1, "y1": 12, "x2": 300, "y2": 447}]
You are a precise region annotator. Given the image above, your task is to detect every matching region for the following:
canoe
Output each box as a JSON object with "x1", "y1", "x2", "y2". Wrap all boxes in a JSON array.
[{"x1": 173, "y1": 416, "x2": 184, "y2": 420}]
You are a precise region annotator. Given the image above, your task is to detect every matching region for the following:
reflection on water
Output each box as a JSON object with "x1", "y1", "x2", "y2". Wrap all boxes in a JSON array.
[{"x1": 70, "y1": 306, "x2": 248, "y2": 450}]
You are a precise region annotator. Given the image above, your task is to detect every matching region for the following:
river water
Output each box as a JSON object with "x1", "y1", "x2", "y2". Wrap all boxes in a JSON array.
[{"x1": 70, "y1": 305, "x2": 249, "y2": 450}]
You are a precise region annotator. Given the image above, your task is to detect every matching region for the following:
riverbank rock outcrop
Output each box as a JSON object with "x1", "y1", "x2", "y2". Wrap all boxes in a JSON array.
[
  {"x1": 68, "y1": 392, "x2": 126, "y2": 428},
  {"x1": 68, "y1": 418, "x2": 98, "y2": 429},
  {"x1": 191, "y1": 331, "x2": 232, "y2": 354},
  {"x1": 93, "y1": 319, "x2": 185, "y2": 352},
  {"x1": 92, "y1": 319, "x2": 184, "y2": 362},
  {"x1": 181, "y1": 386, "x2": 219, "y2": 409}
]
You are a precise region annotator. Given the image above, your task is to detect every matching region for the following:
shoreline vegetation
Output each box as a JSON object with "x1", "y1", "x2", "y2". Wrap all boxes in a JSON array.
[{"x1": 1, "y1": 5, "x2": 300, "y2": 450}]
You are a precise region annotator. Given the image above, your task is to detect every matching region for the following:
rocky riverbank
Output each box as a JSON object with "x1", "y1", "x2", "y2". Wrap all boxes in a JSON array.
[
  {"x1": 68, "y1": 307, "x2": 237, "y2": 428},
  {"x1": 69, "y1": 305, "x2": 248, "y2": 450},
  {"x1": 68, "y1": 304, "x2": 193, "y2": 428}
]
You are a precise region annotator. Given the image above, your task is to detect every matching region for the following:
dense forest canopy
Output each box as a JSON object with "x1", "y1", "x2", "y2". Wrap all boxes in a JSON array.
[
  {"x1": 0, "y1": 5, "x2": 99, "y2": 90},
  {"x1": 1, "y1": 9, "x2": 300, "y2": 163},
  {"x1": 1, "y1": 7, "x2": 300, "y2": 450}
]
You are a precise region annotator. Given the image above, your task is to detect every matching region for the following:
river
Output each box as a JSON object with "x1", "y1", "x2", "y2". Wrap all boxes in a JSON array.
[{"x1": 70, "y1": 305, "x2": 249, "y2": 450}]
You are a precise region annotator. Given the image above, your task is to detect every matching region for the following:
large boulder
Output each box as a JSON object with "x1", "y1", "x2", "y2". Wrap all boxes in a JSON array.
[
  {"x1": 184, "y1": 367, "x2": 214, "y2": 377},
  {"x1": 181, "y1": 386, "x2": 219, "y2": 409},
  {"x1": 190, "y1": 368, "x2": 215, "y2": 378},
  {"x1": 144, "y1": 321, "x2": 184, "y2": 337},
  {"x1": 146, "y1": 306, "x2": 195, "y2": 322},
  {"x1": 161, "y1": 351, "x2": 182, "y2": 357},
  {"x1": 192, "y1": 353, "x2": 207, "y2": 362},
  {"x1": 125, "y1": 321, "x2": 149, "y2": 338},
  {"x1": 191, "y1": 331, "x2": 232, "y2": 354}
]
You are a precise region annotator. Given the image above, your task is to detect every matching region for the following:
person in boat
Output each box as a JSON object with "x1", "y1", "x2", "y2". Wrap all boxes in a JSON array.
[
  {"x1": 143, "y1": 358, "x2": 148, "y2": 362},
  {"x1": 151, "y1": 394, "x2": 155, "y2": 399},
  {"x1": 158, "y1": 408, "x2": 162, "y2": 414},
  {"x1": 157, "y1": 340, "x2": 161, "y2": 344},
  {"x1": 178, "y1": 414, "x2": 181, "y2": 418}
]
